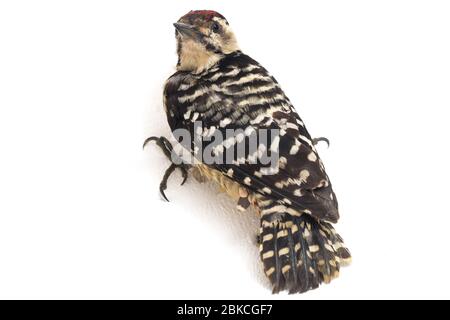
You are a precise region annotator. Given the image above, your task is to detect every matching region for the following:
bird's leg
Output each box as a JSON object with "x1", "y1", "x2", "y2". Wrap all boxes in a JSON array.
[
  {"x1": 312, "y1": 137, "x2": 330, "y2": 148},
  {"x1": 143, "y1": 136, "x2": 189, "y2": 201}
]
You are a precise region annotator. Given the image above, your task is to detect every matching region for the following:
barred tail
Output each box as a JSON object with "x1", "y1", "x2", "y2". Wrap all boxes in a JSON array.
[{"x1": 259, "y1": 212, "x2": 351, "y2": 294}]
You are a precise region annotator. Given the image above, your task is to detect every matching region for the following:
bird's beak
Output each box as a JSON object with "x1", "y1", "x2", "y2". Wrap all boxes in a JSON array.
[{"x1": 173, "y1": 22, "x2": 201, "y2": 39}]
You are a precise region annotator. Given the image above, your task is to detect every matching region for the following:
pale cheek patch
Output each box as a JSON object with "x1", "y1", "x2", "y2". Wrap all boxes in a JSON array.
[{"x1": 179, "y1": 39, "x2": 220, "y2": 73}]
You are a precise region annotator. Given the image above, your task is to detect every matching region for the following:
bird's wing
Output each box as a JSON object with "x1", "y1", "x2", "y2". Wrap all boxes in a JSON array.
[
  {"x1": 211, "y1": 109, "x2": 339, "y2": 223},
  {"x1": 165, "y1": 52, "x2": 339, "y2": 223}
]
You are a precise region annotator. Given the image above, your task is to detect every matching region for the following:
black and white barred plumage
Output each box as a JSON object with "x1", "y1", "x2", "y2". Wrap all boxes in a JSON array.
[{"x1": 160, "y1": 10, "x2": 350, "y2": 294}]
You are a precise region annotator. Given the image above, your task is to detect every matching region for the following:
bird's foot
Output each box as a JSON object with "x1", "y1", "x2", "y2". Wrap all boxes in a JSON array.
[
  {"x1": 312, "y1": 137, "x2": 330, "y2": 148},
  {"x1": 143, "y1": 136, "x2": 189, "y2": 201}
]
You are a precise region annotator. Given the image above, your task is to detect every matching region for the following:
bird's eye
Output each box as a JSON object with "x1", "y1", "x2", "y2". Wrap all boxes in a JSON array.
[{"x1": 211, "y1": 22, "x2": 220, "y2": 33}]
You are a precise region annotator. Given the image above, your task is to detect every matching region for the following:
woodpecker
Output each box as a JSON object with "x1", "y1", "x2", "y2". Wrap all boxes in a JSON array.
[{"x1": 145, "y1": 10, "x2": 351, "y2": 294}]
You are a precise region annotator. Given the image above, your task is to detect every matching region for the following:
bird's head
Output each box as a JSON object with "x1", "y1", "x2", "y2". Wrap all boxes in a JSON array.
[{"x1": 174, "y1": 10, "x2": 239, "y2": 73}]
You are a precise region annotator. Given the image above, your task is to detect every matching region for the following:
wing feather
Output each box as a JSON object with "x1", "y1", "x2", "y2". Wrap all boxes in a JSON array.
[{"x1": 165, "y1": 52, "x2": 339, "y2": 222}]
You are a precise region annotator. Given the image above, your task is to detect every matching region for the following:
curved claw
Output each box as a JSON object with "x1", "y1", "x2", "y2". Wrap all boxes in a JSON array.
[
  {"x1": 160, "y1": 188, "x2": 169, "y2": 202},
  {"x1": 143, "y1": 136, "x2": 173, "y2": 159},
  {"x1": 159, "y1": 163, "x2": 177, "y2": 202},
  {"x1": 312, "y1": 137, "x2": 330, "y2": 148},
  {"x1": 179, "y1": 166, "x2": 188, "y2": 186},
  {"x1": 143, "y1": 136, "x2": 159, "y2": 149}
]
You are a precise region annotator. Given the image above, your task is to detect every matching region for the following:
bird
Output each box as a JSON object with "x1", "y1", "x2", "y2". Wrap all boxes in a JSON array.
[{"x1": 144, "y1": 10, "x2": 351, "y2": 294}]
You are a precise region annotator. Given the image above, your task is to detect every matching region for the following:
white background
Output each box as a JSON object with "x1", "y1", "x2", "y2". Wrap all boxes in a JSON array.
[{"x1": 0, "y1": 0, "x2": 449, "y2": 299}]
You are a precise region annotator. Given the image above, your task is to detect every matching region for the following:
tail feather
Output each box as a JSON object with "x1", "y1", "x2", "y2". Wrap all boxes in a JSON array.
[{"x1": 260, "y1": 211, "x2": 351, "y2": 294}]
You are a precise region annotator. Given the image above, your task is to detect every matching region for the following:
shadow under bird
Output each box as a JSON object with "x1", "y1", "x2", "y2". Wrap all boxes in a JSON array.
[{"x1": 144, "y1": 10, "x2": 351, "y2": 294}]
